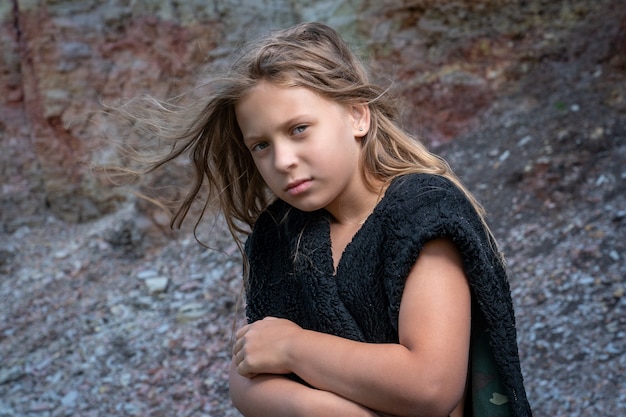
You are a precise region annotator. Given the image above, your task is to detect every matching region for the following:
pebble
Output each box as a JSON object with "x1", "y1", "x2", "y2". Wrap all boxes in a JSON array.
[
  {"x1": 0, "y1": 366, "x2": 23, "y2": 385},
  {"x1": 119, "y1": 373, "x2": 132, "y2": 387},
  {"x1": 53, "y1": 249, "x2": 69, "y2": 259},
  {"x1": 590, "y1": 126, "x2": 605, "y2": 140},
  {"x1": 517, "y1": 135, "x2": 533, "y2": 147},
  {"x1": 577, "y1": 275, "x2": 595, "y2": 286},
  {"x1": 136, "y1": 269, "x2": 159, "y2": 280},
  {"x1": 144, "y1": 277, "x2": 169, "y2": 294},
  {"x1": 176, "y1": 302, "x2": 208, "y2": 323},
  {"x1": 60, "y1": 390, "x2": 78, "y2": 408}
]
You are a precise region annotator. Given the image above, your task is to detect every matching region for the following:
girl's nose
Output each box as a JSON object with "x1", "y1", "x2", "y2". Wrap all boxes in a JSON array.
[{"x1": 273, "y1": 142, "x2": 298, "y2": 172}]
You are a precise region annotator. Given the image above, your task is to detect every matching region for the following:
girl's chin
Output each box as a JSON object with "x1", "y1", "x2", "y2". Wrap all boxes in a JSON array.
[{"x1": 280, "y1": 197, "x2": 327, "y2": 213}]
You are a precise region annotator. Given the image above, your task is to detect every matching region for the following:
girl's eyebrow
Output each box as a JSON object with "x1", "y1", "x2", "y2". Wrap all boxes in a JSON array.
[
  {"x1": 281, "y1": 115, "x2": 309, "y2": 129},
  {"x1": 242, "y1": 115, "x2": 309, "y2": 143}
]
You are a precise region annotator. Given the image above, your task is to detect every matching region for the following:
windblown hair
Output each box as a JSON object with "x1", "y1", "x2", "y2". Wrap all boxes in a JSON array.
[{"x1": 115, "y1": 22, "x2": 501, "y2": 261}]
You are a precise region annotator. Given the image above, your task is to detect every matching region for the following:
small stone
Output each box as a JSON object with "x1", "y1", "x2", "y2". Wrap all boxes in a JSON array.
[
  {"x1": 60, "y1": 42, "x2": 92, "y2": 60},
  {"x1": 29, "y1": 402, "x2": 55, "y2": 412},
  {"x1": 595, "y1": 174, "x2": 609, "y2": 186},
  {"x1": 156, "y1": 323, "x2": 170, "y2": 334},
  {"x1": 53, "y1": 249, "x2": 69, "y2": 259},
  {"x1": 176, "y1": 302, "x2": 208, "y2": 323},
  {"x1": 605, "y1": 342, "x2": 622, "y2": 355},
  {"x1": 606, "y1": 321, "x2": 619, "y2": 333},
  {"x1": 136, "y1": 269, "x2": 159, "y2": 280},
  {"x1": 60, "y1": 390, "x2": 79, "y2": 408},
  {"x1": 109, "y1": 304, "x2": 128, "y2": 317},
  {"x1": 0, "y1": 366, "x2": 23, "y2": 384},
  {"x1": 203, "y1": 376, "x2": 216, "y2": 388},
  {"x1": 590, "y1": 126, "x2": 604, "y2": 140},
  {"x1": 517, "y1": 135, "x2": 532, "y2": 147},
  {"x1": 144, "y1": 277, "x2": 169, "y2": 294},
  {"x1": 578, "y1": 276, "x2": 595, "y2": 286},
  {"x1": 119, "y1": 373, "x2": 132, "y2": 387}
]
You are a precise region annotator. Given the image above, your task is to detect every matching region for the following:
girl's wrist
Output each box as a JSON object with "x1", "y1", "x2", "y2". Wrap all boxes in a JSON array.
[{"x1": 283, "y1": 327, "x2": 305, "y2": 374}]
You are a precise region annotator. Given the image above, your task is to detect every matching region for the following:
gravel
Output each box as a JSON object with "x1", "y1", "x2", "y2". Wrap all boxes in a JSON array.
[{"x1": 0, "y1": 204, "x2": 244, "y2": 416}]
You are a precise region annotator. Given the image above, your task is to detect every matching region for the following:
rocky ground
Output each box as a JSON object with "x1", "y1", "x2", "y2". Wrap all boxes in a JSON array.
[
  {"x1": 0, "y1": 203, "x2": 245, "y2": 417},
  {"x1": 442, "y1": 55, "x2": 626, "y2": 415},
  {"x1": 1, "y1": 22, "x2": 626, "y2": 417}
]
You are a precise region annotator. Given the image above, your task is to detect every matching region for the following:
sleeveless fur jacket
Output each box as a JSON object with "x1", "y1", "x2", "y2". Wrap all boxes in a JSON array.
[{"x1": 244, "y1": 173, "x2": 532, "y2": 417}]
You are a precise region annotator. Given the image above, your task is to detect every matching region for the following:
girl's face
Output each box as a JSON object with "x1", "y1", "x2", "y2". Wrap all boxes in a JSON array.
[{"x1": 235, "y1": 81, "x2": 370, "y2": 217}]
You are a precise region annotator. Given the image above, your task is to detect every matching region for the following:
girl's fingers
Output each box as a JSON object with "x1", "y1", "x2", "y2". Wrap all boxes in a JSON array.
[
  {"x1": 232, "y1": 335, "x2": 242, "y2": 356},
  {"x1": 232, "y1": 318, "x2": 296, "y2": 376},
  {"x1": 235, "y1": 351, "x2": 257, "y2": 378},
  {"x1": 235, "y1": 324, "x2": 249, "y2": 338},
  {"x1": 232, "y1": 323, "x2": 251, "y2": 356}
]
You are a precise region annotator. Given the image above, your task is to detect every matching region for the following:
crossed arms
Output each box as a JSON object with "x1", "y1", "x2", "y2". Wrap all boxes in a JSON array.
[{"x1": 229, "y1": 238, "x2": 471, "y2": 417}]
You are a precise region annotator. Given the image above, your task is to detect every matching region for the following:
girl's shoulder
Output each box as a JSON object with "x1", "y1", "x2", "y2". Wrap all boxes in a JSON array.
[
  {"x1": 377, "y1": 173, "x2": 487, "y2": 244},
  {"x1": 383, "y1": 173, "x2": 467, "y2": 211},
  {"x1": 388, "y1": 172, "x2": 458, "y2": 192}
]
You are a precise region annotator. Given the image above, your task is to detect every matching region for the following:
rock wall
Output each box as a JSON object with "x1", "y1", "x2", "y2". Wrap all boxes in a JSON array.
[{"x1": 1, "y1": 0, "x2": 624, "y2": 231}]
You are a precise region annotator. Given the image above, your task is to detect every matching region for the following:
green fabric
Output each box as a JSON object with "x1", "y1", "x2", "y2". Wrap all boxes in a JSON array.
[{"x1": 471, "y1": 311, "x2": 513, "y2": 417}]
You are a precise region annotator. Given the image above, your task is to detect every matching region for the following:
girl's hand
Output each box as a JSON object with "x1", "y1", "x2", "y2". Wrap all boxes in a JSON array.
[{"x1": 233, "y1": 317, "x2": 302, "y2": 378}]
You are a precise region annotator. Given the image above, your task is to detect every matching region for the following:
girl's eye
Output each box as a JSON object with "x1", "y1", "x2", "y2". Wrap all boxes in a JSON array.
[
  {"x1": 250, "y1": 142, "x2": 269, "y2": 152},
  {"x1": 292, "y1": 125, "x2": 307, "y2": 135}
]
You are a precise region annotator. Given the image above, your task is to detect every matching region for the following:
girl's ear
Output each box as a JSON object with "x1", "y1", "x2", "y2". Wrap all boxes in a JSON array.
[{"x1": 350, "y1": 103, "x2": 371, "y2": 138}]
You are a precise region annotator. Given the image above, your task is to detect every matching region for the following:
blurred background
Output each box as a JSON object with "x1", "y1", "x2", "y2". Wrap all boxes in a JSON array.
[{"x1": 0, "y1": 0, "x2": 624, "y2": 416}]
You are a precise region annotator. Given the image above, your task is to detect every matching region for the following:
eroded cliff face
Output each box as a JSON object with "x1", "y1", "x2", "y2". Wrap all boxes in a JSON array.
[
  {"x1": 1, "y1": 0, "x2": 624, "y2": 230},
  {"x1": 0, "y1": 1, "x2": 227, "y2": 228}
]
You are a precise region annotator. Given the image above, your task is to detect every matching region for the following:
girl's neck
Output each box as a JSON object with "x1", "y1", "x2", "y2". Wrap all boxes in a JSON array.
[{"x1": 327, "y1": 180, "x2": 387, "y2": 226}]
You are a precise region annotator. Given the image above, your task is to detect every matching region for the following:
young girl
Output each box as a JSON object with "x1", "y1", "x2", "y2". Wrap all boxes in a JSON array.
[{"x1": 120, "y1": 22, "x2": 531, "y2": 416}]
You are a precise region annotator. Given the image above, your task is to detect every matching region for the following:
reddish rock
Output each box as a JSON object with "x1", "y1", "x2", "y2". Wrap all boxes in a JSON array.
[
  {"x1": 0, "y1": 0, "x2": 623, "y2": 226},
  {"x1": 1, "y1": 2, "x2": 221, "y2": 226}
]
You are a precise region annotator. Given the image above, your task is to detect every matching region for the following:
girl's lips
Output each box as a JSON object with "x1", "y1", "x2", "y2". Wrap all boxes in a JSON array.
[{"x1": 286, "y1": 179, "x2": 312, "y2": 196}]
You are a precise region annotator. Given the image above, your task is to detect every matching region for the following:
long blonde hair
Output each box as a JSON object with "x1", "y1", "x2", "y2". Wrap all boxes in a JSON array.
[{"x1": 112, "y1": 22, "x2": 501, "y2": 261}]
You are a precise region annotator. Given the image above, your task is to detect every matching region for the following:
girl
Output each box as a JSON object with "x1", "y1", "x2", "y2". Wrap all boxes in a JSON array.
[{"x1": 120, "y1": 22, "x2": 531, "y2": 416}]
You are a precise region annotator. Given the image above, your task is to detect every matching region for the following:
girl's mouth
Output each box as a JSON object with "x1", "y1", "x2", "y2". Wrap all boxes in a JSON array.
[{"x1": 286, "y1": 179, "x2": 312, "y2": 196}]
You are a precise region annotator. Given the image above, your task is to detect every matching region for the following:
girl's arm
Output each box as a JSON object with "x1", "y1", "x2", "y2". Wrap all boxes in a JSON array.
[
  {"x1": 229, "y1": 361, "x2": 382, "y2": 417},
  {"x1": 233, "y1": 238, "x2": 471, "y2": 417}
]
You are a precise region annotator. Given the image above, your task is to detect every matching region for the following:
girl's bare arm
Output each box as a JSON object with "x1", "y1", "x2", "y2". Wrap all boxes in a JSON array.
[
  {"x1": 233, "y1": 238, "x2": 471, "y2": 417},
  {"x1": 229, "y1": 361, "x2": 382, "y2": 417}
]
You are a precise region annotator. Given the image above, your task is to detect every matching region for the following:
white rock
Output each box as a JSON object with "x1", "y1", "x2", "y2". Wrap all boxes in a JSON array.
[
  {"x1": 176, "y1": 302, "x2": 208, "y2": 323},
  {"x1": 144, "y1": 276, "x2": 169, "y2": 294}
]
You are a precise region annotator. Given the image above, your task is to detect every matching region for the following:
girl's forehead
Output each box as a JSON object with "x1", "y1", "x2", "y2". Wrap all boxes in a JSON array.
[
  {"x1": 239, "y1": 82, "x2": 305, "y2": 108},
  {"x1": 235, "y1": 82, "x2": 350, "y2": 136},
  {"x1": 237, "y1": 83, "x2": 313, "y2": 120},
  {"x1": 240, "y1": 81, "x2": 339, "y2": 106},
  {"x1": 245, "y1": 80, "x2": 295, "y2": 94}
]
